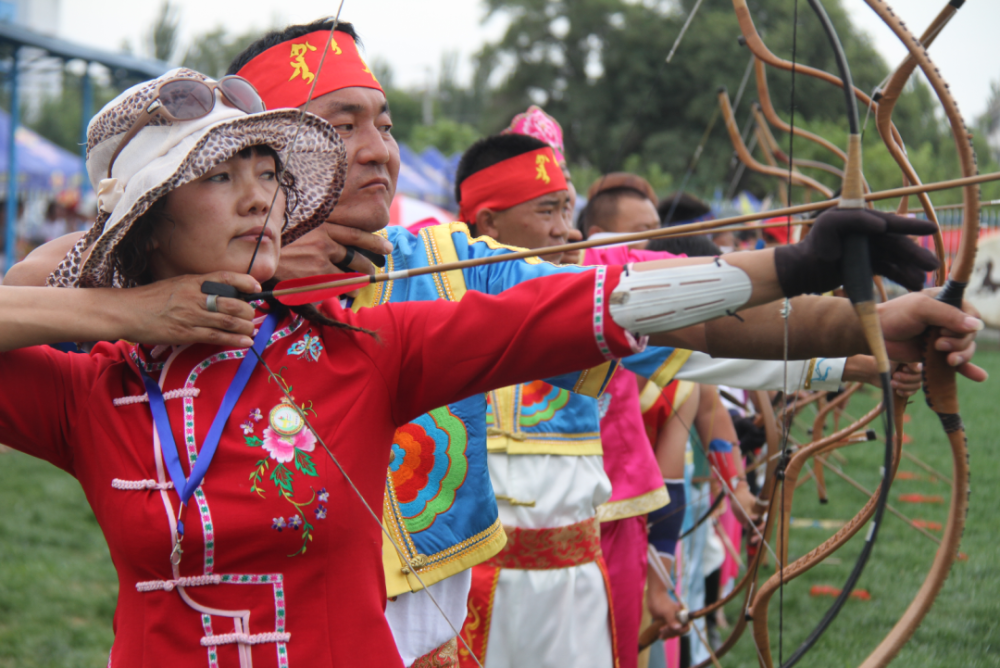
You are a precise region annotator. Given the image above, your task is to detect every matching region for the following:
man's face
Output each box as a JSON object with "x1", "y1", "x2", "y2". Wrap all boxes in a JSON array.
[
  {"x1": 305, "y1": 87, "x2": 400, "y2": 232},
  {"x1": 482, "y1": 190, "x2": 573, "y2": 261},
  {"x1": 606, "y1": 196, "x2": 660, "y2": 235}
]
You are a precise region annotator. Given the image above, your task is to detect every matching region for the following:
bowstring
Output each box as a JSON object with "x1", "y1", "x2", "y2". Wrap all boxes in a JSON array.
[
  {"x1": 659, "y1": 55, "x2": 754, "y2": 227},
  {"x1": 245, "y1": 1, "x2": 346, "y2": 275},
  {"x1": 778, "y1": 0, "x2": 802, "y2": 662}
]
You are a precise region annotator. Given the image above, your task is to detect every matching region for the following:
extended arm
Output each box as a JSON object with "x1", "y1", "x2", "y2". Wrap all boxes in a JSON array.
[
  {"x1": 2, "y1": 232, "x2": 85, "y2": 287},
  {"x1": 0, "y1": 272, "x2": 260, "y2": 352},
  {"x1": 621, "y1": 209, "x2": 982, "y2": 377}
]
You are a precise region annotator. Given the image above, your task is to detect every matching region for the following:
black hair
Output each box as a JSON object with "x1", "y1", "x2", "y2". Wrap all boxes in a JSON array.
[
  {"x1": 646, "y1": 234, "x2": 721, "y2": 258},
  {"x1": 227, "y1": 20, "x2": 361, "y2": 76},
  {"x1": 578, "y1": 187, "x2": 649, "y2": 237},
  {"x1": 260, "y1": 277, "x2": 377, "y2": 338},
  {"x1": 454, "y1": 134, "x2": 548, "y2": 204},
  {"x1": 657, "y1": 192, "x2": 712, "y2": 226}
]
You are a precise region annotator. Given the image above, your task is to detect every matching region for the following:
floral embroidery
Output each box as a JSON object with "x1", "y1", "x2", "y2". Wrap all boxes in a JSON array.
[
  {"x1": 176, "y1": 316, "x2": 304, "y2": 575},
  {"x1": 287, "y1": 331, "x2": 323, "y2": 362},
  {"x1": 262, "y1": 420, "x2": 317, "y2": 463},
  {"x1": 245, "y1": 369, "x2": 322, "y2": 556}
]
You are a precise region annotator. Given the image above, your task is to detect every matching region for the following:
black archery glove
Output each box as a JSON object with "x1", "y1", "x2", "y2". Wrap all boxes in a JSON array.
[{"x1": 773, "y1": 208, "x2": 940, "y2": 297}]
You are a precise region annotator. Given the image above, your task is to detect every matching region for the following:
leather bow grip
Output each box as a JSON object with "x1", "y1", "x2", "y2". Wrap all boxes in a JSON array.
[
  {"x1": 839, "y1": 133, "x2": 892, "y2": 376},
  {"x1": 840, "y1": 235, "x2": 891, "y2": 375},
  {"x1": 352, "y1": 245, "x2": 387, "y2": 268},
  {"x1": 201, "y1": 281, "x2": 264, "y2": 303}
]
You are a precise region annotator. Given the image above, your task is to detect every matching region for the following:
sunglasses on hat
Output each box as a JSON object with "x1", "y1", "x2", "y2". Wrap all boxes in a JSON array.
[{"x1": 106, "y1": 76, "x2": 266, "y2": 178}]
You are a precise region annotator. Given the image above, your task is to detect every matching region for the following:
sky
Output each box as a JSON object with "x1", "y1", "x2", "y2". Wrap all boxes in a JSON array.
[{"x1": 56, "y1": 0, "x2": 1000, "y2": 119}]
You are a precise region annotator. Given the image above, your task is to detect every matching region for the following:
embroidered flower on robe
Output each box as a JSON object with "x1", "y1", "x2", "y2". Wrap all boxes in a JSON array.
[
  {"x1": 288, "y1": 515, "x2": 303, "y2": 530},
  {"x1": 241, "y1": 421, "x2": 255, "y2": 435},
  {"x1": 315, "y1": 506, "x2": 327, "y2": 520},
  {"x1": 317, "y1": 488, "x2": 329, "y2": 503},
  {"x1": 250, "y1": 408, "x2": 263, "y2": 422},
  {"x1": 262, "y1": 426, "x2": 317, "y2": 464},
  {"x1": 272, "y1": 517, "x2": 286, "y2": 531}
]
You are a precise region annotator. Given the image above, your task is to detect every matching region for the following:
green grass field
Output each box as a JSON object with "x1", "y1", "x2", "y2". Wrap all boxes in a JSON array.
[{"x1": 1, "y1": 352, "x2": 998, "y2": 667}]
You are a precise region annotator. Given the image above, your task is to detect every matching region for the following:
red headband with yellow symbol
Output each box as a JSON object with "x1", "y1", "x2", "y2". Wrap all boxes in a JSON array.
[
  {"x1": 458, "y1": 148, "x2": 569, "y2": 224},
  {"x1": 237, "y1": 30, "x2": 384, "y2": 109}
]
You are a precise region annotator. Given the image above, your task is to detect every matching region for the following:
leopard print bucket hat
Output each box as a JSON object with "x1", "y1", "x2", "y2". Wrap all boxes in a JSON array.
[{"x1": 47, "y1": 68, "x2": 346, "y2": 288}]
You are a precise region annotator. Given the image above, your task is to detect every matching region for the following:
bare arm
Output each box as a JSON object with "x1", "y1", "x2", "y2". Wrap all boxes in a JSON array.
[
  {"x1": 2, "y1": 232, "x2": 85, "y2": 286},
  {"x1": 0, "y1": 273, "x2": 260, "y2": 352},
  {"x1": 647, "y1": 290, "x2": 983, "y2": 382}
]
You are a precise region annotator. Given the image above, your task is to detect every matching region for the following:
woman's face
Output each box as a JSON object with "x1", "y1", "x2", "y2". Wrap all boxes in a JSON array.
[{"x1": 149, "y1": 151, "x2": 286, "y2": 283}]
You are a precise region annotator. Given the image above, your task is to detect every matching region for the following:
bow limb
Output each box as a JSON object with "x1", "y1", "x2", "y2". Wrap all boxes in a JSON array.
[
  {"x1": 752, "y1": 57, "x2": 850, "y2": 165},
  {"x1": 718, "y1": 86, "x2": 834, "y2": 199},
  {"x1": 751, "y1": 103, "x2": 846, "y2": 182},
  {"x1": 684, "y1": 389, "x2": 792, "y2": 668},
  {"x1": 732, "y1": 0, "x2": 921, "y2": 208},
  {"x1": 642, "y1": 391, "x2": 783, "y2": 666},
  {"x1": 752, "y1": 2, "x2": 898, "y2": 665},
  {"x1": 747, "y1": 401, "x2": 885, "y2": 668},
  {"x1": 736, "y1": 0, "x2": 953, "y2": 282},
  {"x1": 851, "y1": 2, "x2": 977, "y2": 665},
  {"x1": 638, "y1": 389, "x2": 783, "y2": 661},
  {"x1": 869, "y1": 1, "x2": 967, "y2": 284}
]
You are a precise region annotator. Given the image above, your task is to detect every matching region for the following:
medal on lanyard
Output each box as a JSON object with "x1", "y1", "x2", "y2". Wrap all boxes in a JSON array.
[{"x1": 140, "y1": 313, "x2": 279, "y2": 565}]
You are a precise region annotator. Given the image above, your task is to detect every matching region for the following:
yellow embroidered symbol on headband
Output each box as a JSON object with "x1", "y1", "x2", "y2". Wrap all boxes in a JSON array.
[
  {"x1": 289, "y1": 42, "x2": 318, "y2": 83},
  {"x1": 361, "y1": 57, "x2": 379, "y2": 84},
  {"x1": 535, "y1": 154, "x2": 552, "y2": 184}
]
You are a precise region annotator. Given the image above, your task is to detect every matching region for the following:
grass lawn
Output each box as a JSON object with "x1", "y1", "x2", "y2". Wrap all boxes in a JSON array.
[{"x1": 1, "y1": 351, "x2": 998, "y2": 666}]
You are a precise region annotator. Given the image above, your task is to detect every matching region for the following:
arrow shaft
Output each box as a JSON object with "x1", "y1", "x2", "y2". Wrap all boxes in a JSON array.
[{"x1": 270, "y1": 167, "x2": 1000, "y2": 301}]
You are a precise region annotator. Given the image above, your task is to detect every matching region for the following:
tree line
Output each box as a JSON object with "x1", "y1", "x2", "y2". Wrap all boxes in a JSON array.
[{"x1": 21, "y1": 0, "x2": 1000, "y2": 206}]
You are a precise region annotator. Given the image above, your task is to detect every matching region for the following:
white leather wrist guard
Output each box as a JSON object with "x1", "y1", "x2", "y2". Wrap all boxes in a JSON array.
[{"x1": 608, "y1": 260, "x2": 753, "y2": 335}]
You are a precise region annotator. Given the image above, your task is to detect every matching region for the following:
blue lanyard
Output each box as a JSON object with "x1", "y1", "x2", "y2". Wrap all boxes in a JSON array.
[{"x1": 140, "y1": 313, "x2": 279, "y2": 513}]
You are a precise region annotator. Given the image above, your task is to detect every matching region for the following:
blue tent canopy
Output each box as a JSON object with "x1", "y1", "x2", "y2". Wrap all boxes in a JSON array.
[
  {"x1": 396, "y1": 143, "x2": 457, "y2": 207},
  {"x1": 0, "y1": 108, "x2": 84, "y2": 193}
]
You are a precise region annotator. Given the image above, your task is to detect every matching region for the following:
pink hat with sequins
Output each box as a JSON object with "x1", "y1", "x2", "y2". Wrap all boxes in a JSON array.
[{"x1": 503, "y1": 105, "x2": 566, "y2": 165}]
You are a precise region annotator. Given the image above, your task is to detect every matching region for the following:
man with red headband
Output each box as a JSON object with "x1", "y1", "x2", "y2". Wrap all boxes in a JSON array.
[
  {"x1": 448, "y1": 135, "x2": 867, "y2": 668},
  {"x1": 232, "y1": 24, "x2": 625, "y2": 668}
]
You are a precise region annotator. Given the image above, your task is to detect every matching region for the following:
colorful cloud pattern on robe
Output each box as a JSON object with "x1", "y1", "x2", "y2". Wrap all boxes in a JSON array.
[
  {"x1": 518, "y1": 381, "x2": 569, "y2": 427},
  {"x1": 389, "y1": 406, "x2": 468, "y2": 532}
]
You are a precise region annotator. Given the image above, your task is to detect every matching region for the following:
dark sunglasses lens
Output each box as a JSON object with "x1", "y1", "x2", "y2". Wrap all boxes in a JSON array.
[
  {"x1": 159, "y1": 80, "x2": 215, "y2": 119},
  {"x1": 220, "y1": 78, "x2": 265, "y2": 114}
]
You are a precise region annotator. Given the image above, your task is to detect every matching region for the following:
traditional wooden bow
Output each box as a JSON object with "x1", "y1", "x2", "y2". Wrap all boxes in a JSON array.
[
  {"x1": 853, "y1": 2, "x2": 975, "y2": 665},
  {"x1": 724, "y1": 1, "x2": 975, "y2": 665}
]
